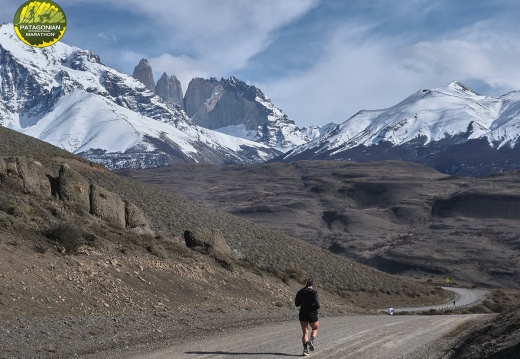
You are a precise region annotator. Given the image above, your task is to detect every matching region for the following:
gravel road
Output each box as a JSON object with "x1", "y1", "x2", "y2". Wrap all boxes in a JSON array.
[
  {"x1": 393, "y1": 287, "x2": 488, "y2": 313},
  {"x1": 120, "y1": 314, "x2": 483, "y2": 359}
]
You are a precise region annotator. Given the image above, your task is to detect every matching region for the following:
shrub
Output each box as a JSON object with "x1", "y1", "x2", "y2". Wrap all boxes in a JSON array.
[
  {"x1": 0, "y1": 212, "x2": 15, "y2": 229},
  {"x1": 273, "y1": 301, "x2": 287, "y2": 307},
  {"x1": 236, "y1": 258, "x2": 264, "y2": 276},
  {"x1": 280, "y1": 273, "x2": 290, "y2": 285},
  {"x1": 7, "y1": 205, "x2": 25, "y2": 218},
  {"x1": 210, "y1": 253, "x2": 234, "y2": 271},
  {"x1": 284, "y1": 266, "x2": 307, "y2": 282},
  {"x1": 43, "y1": 222, "x2": 84, "y2": 253},
  {"x1": 34, "y1": 243, "x2": 49, "y2": 254}
]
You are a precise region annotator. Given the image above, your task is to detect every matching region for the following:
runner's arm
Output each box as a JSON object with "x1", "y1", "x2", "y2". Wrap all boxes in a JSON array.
[{"x1": 295, "y1": 291, "x2": 301, "y2": 307}]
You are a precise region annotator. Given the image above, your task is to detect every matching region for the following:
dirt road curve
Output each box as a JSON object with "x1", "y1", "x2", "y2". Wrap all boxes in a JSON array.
[
  {"x1": 122, "y1": 314, "x2": 481, "y2": 359},
  {"x1": 394, "y1": 287, "x2": 488, "y2": 313}
]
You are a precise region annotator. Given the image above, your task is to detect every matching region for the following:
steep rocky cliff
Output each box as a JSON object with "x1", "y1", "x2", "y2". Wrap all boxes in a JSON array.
[
  {"x1": 156, "y1": 72, "x2": 184, "y2": 110},
  {"x1": 132, "y1": 58, "x2": 155, "y2": 93},
  {"x1": 183, "y1": 76, "x2": 314, "y2": 151}
]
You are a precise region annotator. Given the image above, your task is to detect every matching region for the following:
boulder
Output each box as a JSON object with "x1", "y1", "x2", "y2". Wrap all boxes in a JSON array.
[
  {"x1": 125, "y1": 201, "x2": 154, "y2": 236},
  {"x1": 183, "y1": 229, "x2": 231, "y2": 257},
  {"x1": 16, "y1": 158, "x2": 50, "y2": 196},
  {"x1": 90, "y1": 184, "x2": 126, "y2": 228},
  {"x1": 58, "y1": 163, "x2": 90, "y2": 211},
  {"x1": 4, "y1": 157, "x2": 19, "y2": 176}
]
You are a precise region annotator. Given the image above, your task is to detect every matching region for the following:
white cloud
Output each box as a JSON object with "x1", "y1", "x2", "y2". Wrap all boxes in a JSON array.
[
  {"x1": 99, "y1": 50, "x2": 147, "y2": 75},
  {"x1": 264, "y1": 27, "x2": 430, "y2": 127},
  {"x1": 97, "y1": 32, "x2": 117, "y2": 42},
  {"x1": 265, "y1": 19, "x2": 520, "y2": 127},
  {"x1": 73, "y1": 0, "x2": 318, "y2": 73},
  {"x1": 404, "y1": 21, "x2": 520, "y2": 93}
]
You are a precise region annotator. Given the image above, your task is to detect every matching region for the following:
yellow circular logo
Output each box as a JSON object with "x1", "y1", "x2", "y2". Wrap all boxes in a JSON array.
[{"x1": 13, "y1": 1, "x2": 67, "y2": 48}]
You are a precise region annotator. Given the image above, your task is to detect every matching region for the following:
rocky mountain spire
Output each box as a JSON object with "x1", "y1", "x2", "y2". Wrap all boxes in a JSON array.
[
  {"x1": 183, "y1": 77, "x2": 311, "y2": 151},
  {"x1": 156, "y1": 72, "x2": 184, "y2": 110},
  {"x1": 132, "y1": 58, "x2": 155, "y2": 93}
]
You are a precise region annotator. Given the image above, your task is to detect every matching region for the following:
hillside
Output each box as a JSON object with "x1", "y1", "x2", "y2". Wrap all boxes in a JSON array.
[
  {"x1": 0, "y1": 126, "x2": 450, "y2": 357},
  {"x1": 119, "y1": 160, "x2": 520, "y2": 290}
]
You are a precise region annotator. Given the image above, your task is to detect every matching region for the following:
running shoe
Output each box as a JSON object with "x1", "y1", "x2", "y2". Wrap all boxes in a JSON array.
[
  {"x1": 307, "y1": 340, "x2": 315, "y2": 351},
  {"x1": 302, "y1": 348, "x2": 309, "y2": 356}
]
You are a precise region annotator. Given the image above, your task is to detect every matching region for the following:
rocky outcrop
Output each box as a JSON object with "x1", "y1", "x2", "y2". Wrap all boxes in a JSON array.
[
  {"x1": 0, "y1": 156, "x2": 50, "y2": 196},
  {"x1": 58, "y1": 163, "x2": 90, "y2": 211},
  {"x1": 56, "y1": 163, "x2": 154, "y2": 234},
  {"x1": 156, "y1": 72, "x2": 184, "y2": 110},
  {"x1": 56, "y1": 163, "x2": 154, "y2": 235},
  {"x1": 184, "y1": 77, "x2": 258, "y2": 130},
  {"x1": 183, "y1": 76, "x2": 308, "y2": 151},
  {"x1": 125, "y1": 201, "x2": 154, "y2": 236},
  {"x1": 68, "y1": 50, "x2": 102, "y2": 71},
  {"x1": 4, "y1": 157, "x2": 19, "y2": 177},
  {"x1": 132, "y1": 58, "x2": 155, "y2": 93},
  {"x1": 90, "y1": 184, "x2": 126, "y2": 228},
  {"x1": 0, "y1": 159, "x2": 154, "y2": 234},
  {"x1": 183, "y1": 78, "x2": 221, "y2": 120},
  {"x1": 19, "y1": 158, "x2": 50, "y2": 196},
  {"x1": 184, "y1": 229, "x2": 231, "y2": 258}
]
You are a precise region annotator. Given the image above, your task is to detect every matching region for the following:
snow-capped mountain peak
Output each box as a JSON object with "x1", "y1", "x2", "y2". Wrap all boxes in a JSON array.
[
  {"x1": 282, "y1": 81, "x2": 520, "y2": 177},
  {"x1": 183, "y1": 75, "x2": 321, "y2": 152},
  {"x1": 0, "y1": 24, "x2": 281, "y2": 169}
]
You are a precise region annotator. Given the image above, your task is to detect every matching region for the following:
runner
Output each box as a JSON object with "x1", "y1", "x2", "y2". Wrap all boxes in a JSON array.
[{"x1": 295, "y1": 278, "x2": 320, "y2": 356}]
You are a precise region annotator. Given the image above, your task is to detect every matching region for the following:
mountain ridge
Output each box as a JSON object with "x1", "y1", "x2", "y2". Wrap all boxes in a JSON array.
[
  {"x1": 183, "y1": 75, "x2": 322, "y2": 151},
  {"x1": 3, "y1": 20, "x2": 520, "y2": 176},
  {"x1": 0, "y1": 24, "x2": 281, "y2": 169},
  {"x1": 280, "y1": 81, "x2": 520, "y2": 176}
]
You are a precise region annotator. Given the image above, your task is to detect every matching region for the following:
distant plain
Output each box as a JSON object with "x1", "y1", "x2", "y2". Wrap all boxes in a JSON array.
[{"x1": 119, "y1": 160, "x2": 520, "y2": 290}]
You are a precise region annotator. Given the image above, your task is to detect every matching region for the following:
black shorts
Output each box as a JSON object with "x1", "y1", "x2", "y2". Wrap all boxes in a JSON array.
[{"x1": 299, "y1": 312, "x2": 318, "y2": 323}]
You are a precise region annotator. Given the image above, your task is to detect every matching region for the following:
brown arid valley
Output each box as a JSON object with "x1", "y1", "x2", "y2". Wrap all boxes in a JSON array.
[{"x1": 1, "y1": 126, "x2": 519, "y2": 358}]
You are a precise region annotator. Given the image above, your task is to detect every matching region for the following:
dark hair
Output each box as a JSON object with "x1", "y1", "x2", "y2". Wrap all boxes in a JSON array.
[{"x1": 305, "y1": 278, "x2": 314, "y2": 287}]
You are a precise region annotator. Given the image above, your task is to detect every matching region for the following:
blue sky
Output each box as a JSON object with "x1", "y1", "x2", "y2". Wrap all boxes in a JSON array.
[{"x1": 2, "y1": 0, "x2": 520, "y2": 127}]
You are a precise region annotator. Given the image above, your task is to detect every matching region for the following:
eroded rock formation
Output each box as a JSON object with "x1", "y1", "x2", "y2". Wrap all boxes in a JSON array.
[
  {"x1": 132, "y1": 58, "x2": 155, "y2": 93},
  {"x1": 0, "y1": 157, "x2": 154, "y2": 235}
]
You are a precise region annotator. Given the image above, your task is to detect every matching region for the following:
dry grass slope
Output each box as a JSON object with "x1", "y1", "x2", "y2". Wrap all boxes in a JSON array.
[
  {"x1": 0, "y1": 126, "x2": 448, "y2": 317},
  {"x1": 2, "y1": 126, "x2": 519, "y2": 358}
]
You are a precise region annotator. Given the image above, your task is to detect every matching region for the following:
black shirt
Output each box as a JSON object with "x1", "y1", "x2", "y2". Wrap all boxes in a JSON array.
[{"x1": 295, "y1": 287, "x2": 320, "y2": 314}]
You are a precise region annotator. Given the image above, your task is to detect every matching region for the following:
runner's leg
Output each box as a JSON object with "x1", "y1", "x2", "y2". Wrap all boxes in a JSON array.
[
  {"x1": 300, "y1": 321, "x2": 309, "y2": 345},
  {"x1": 309, "y1": 321, "x2": 319, "y2": 340}
]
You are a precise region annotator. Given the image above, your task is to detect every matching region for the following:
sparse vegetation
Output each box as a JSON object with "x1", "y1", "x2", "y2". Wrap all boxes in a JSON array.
[
  {"x1": 1, "y1": 126, "x2": 519, "y2": 358},
  {"x1": 43, "y1": 221, "x2": 85, "y2": 252}
]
